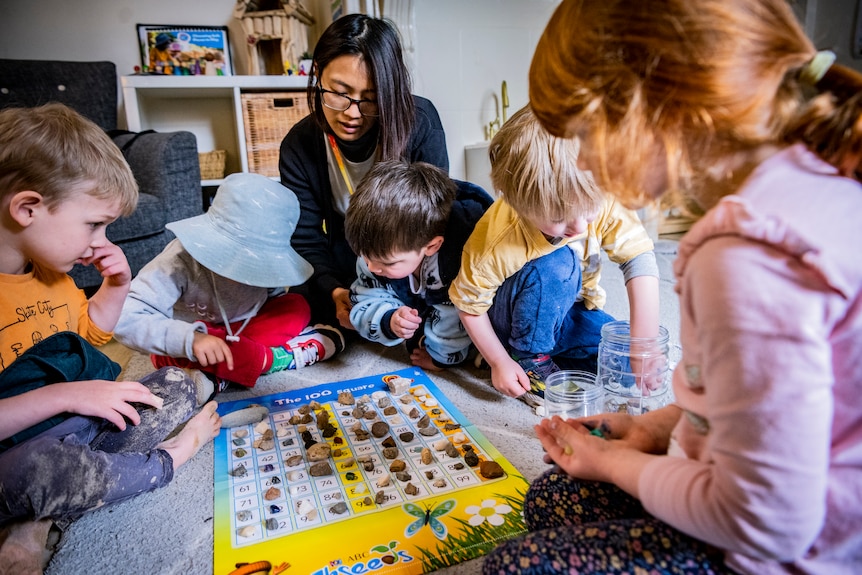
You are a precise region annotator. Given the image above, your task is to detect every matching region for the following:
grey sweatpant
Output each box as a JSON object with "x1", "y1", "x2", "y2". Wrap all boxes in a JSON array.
[{"x1": 0, "y1": 366, "x2": 196, "y2": 526}]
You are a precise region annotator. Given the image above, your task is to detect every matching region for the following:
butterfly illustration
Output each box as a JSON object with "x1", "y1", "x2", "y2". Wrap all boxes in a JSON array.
[{"x1": 403, "y1": 500, "x2": 456, "y2": 540}]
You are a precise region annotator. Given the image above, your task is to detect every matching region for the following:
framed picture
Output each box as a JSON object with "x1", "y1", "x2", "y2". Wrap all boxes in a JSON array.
[{"x1": 137, "y1": 24, "x2": 233, "y2": 76}]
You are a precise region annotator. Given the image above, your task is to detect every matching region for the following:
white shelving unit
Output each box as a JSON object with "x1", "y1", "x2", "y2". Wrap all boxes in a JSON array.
[{"x1": 121, "y1": 75, "x2": 308, "y2": 185}]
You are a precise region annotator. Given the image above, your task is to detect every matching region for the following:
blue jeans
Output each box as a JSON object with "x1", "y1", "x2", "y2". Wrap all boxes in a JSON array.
[
  {"x1": 0, "y1": 366, "x2": 196, "y2": 526},
  {"x1": 487, "y1": 247, "x2": 615, "y2": 373}
]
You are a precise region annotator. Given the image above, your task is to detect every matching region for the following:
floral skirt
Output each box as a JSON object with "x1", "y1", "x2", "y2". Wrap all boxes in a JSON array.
[{"x1": 481, "y1": 468, "x2": 731, "y2": 575}]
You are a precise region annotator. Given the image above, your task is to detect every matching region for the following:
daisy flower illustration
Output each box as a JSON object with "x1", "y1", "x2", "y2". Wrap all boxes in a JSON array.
[{"x1": 465, "y1": 498, "x2": 513, "y2": 527}]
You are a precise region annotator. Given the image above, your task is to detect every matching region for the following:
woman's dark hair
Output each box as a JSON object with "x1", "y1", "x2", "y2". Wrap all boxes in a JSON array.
[{"x1": 307, "y1": 14, "x2": 415, "y2": 160}]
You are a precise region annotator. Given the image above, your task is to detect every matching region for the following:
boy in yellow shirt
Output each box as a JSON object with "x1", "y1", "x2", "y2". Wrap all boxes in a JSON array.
[{"x1": 450, "y1": 105, "x2": 660, "y2": 407}]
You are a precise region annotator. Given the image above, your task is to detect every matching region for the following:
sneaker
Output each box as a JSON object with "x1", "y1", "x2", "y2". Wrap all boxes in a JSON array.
[
  {"x1": 514, "y1": 353, "x2": 561, "y2": 407},
  {"x1": 286, "y1": 324, "x2": 345, "y2": 368}
]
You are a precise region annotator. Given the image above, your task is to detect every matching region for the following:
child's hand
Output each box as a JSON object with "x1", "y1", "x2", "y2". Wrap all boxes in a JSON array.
[
  {"x1": 390, "y1": 306, "x2": 421, "y2": 340},
  {"x1": 410, "y1": 347, "x2": 443, "y2": 371},
  {"x1": 193, "y1": 332, "x2": 234, "y2": 370},
  {"x1": 81, "y1": 241, "x2": 132, "y2": 287},
  {"x1": 489, "y1": 357, "x2": 532, "y2": 398},
  {"x1": 332, "y1": 288, "x2": 356, "y2": 331},
  {"x1": 62, "y1": 379, "x2": 165, "y2": 431},
  {"x1": 535, "y1": 416, "x2": 617, "y2": 481}
]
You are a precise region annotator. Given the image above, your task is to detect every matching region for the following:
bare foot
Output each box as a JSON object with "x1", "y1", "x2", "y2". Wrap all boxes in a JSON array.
[
  {"x1": 157, "y1": 401, "x2": 221, "y2": 469},
  {"x1": 410, "y1": 348, "x2": 443, "y2": 372},
  {"x1": 0, "y1": 519, "x2": 53, "y2": 575}
]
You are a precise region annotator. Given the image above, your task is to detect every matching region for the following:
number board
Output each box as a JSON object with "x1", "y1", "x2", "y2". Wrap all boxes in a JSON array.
[{"x1": 213, "y1": 367, "x2": 528, "y2": 575}]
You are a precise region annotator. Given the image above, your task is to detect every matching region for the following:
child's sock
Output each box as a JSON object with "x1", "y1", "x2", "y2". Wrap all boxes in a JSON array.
[{"x1": 264, "y1": 324, "x2": 345, "y2": 374}]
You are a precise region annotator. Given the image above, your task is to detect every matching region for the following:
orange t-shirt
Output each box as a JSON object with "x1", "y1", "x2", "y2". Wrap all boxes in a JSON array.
[{"x1": 0, "y1": 264, "x2": 111, "y2": 372}]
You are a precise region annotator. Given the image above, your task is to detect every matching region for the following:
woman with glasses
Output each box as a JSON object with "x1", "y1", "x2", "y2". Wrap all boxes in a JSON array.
[{"x1": 279, "y1": 14, "x2": 449, "y2": 331}]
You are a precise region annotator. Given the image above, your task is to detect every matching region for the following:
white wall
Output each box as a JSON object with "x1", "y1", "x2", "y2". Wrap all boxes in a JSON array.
[
  {"x1": 0, "y1": 0, "x2": 558, "y2": 181},
  {"x1": 2, "y1": 0, "x2": 859, "y2": 180}
]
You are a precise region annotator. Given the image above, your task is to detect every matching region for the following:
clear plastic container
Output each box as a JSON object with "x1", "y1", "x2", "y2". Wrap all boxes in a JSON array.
[
  {"x1": 544, "y1": 370, "x2": 605, "y2": 420},
  {"x1": 598, "y1": 321, "x2": 675, "y2": 415}
]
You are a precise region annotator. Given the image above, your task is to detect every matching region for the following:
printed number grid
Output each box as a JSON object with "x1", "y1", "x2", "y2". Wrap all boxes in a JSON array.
[{"x1": 227, "y1": 384, "x2": 506, "y2": 547}]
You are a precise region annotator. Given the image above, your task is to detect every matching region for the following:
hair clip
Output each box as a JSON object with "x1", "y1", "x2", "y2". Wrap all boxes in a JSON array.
[{"x1": 799, "y1": 50, "x2": 837, "y2": 86}]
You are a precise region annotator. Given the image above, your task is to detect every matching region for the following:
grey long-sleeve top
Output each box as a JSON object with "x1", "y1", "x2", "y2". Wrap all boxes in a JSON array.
[{"x1": 114, "y1": 239, "x2": 273, "y2": 361}]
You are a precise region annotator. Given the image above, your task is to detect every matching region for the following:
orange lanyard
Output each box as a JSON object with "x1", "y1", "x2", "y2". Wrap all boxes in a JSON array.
[{"x1": 327, "y1": 133, "x2": 354, "y2": 196}]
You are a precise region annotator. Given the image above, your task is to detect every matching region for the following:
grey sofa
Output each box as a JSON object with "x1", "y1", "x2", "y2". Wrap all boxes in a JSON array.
[{"x1": 0, "y1": 59, "x2": 203, "y2": 291}]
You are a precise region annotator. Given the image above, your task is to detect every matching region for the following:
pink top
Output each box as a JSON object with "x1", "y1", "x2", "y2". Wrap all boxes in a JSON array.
[{"x1": 639, "y1": 145, "x2": 862, "y2": 574}]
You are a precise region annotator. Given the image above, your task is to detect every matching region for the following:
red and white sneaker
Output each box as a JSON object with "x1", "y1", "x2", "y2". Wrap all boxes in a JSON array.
[{"x1": 284, "y1": 324, "x2": 345, "y2": 369}]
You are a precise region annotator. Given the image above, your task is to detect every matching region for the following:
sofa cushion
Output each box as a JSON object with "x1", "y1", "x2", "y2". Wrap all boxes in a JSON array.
[{"x1": 107, "y1": 191, "x2": 166, "y2": 243}]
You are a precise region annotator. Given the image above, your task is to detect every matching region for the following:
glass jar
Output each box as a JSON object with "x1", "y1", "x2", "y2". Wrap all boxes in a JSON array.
[
  {"x1": 544, "y1": 370, "x2": 604, "y2": 420},
  {"x1": 598, "y1": 321, "x2": 675, "y2": 415}
]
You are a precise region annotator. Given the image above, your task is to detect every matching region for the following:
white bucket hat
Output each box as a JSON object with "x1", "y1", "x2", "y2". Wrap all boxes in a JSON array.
[{"x1": 166, "y1": 173, "x2": 313, "y2": 287}]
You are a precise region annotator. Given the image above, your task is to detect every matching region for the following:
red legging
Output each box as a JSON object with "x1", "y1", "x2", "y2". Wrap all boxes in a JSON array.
[{"x1": 151, "y1": 293, "x2": 310, "y2": 387}]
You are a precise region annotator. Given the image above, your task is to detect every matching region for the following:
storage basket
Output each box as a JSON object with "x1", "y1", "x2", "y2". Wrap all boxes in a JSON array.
[
  {"x1": 198, "y1": 149, "x2": 226, "y2": 180},
  {"x1": 241, "y1": 92, "x2": 309, "y2": 177}
]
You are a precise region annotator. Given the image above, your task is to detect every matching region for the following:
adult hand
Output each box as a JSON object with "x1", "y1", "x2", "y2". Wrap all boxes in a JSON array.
[
  {"x1": 60, "y1": 379, "x2": 164, "y2": 431},
  {"x1": 82, "y1": 241, "x2": 132, "y2": 287},
  {"x1": 332, "y1": 287, "x2": 355, "y2": 331},
  {"x1": 390, "y1": 306, "x2": 421, "y2": 340},
  {"x1": 193, "y1": 332, "x2": 234, "y2": 369},
  {"x1": 489, "y1": 356, "x2": 531, "y2": 398}
]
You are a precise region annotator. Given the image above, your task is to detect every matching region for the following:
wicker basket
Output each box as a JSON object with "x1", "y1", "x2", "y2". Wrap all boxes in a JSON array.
[
  {"x1": 241, "y1": 92, "x2": 309, "y2": 177},
  {"x1": 198, "y1": 149, "x2": 226, "y2": 180}
]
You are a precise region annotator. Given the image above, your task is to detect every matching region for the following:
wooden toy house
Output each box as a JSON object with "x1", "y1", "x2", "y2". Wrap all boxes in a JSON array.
[{"x1": 234, "y1": 0, "x2": 315, "y2": 75}]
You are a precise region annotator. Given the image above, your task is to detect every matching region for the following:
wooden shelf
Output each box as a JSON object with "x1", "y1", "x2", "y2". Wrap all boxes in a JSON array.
[{"x1": 121, "y1": 75, "x2": 308, "y2": 180}]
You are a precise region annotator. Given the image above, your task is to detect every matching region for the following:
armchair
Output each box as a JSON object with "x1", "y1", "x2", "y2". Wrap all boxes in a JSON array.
[{"x1": 0, "y1": 59, "x2": 203, "y2": 290}]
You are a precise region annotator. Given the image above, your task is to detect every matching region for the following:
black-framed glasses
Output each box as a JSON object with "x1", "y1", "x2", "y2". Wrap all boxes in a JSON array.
[{"x1": 318, "y1": 86, "x2": 379, "y2": 117}]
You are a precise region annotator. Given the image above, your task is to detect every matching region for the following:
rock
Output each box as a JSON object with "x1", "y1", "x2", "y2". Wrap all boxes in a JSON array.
[
  {"x1": 386, "y1": 375, "x2": 412, "y2": 395},
  {"x1": 375, "y1": 490, "x2": 386, "y2": 504},
  {"x1": 306, "y1": 442, "x2": 332, "y2": 461},
  {"x1": 395, "y1": 471, "x2": 412, "y2": 482},
  {"x1": 376, "y1": 474, "x2": 391, "y2": 488},
  {"x1": 464, "y1": 451, "x2": 480, "y2": 467},
  {"x1": 479, "y1": 460, "x2": 505, "y2": 479},
  {"x1": 420, "y1": 448, "x2": 433, "y2": 465},
  {"x1": 265, "y1": 517, "x2": 278, "y2": 531},
  {"x1": 404, "y1": 482, "x2": 419, "y2": 495},
  {"x1": 309, "y1": 462, "x2": 333, "y2": 476},
  {"x1": 381, "y1": 436, "x2": 396, "y2": 448},
  {"x1": 220, "y1": 404, "x2": 268, "y2": 429},
  {"x1": 383, "y1": 406, "x2": 397, "y2": 416},
  {"x1": 236, "y1": 510, "x2": 252, "y2": 522},
  {"x1": 264, "y1": 486, "x2": 281, "y2": 500},
  {"x1": 377, "y1": 396, "x2": 392, "y2": 409},
  {"x1": 399, "y1": 432, "x2": 415, "y2": 443},
  {"x1": 433, "y1": 478, "x2": 447, "y2": 488},
  {"x1": 382, "y1": 446, "x2": 399, "y2": 459},
  {"x1": 284, "y1": 455, "x2": 303, "y2": 467},
  {"x1": 371, "y1": 421, "x2": 390, "y2": 438},
  {"x1": 417, "y1": 414, "x2": 431, "y2": 428},
  {"x1": 433, "y1": 439, "x2": 450, "y2": 451},
  {"x1": 338, "y1": 391, "x2": 355, "y2": 405},
  {"x1": 389, "y1": 459, "x2": 406, "y2": 472},
  {"x1": 354, "y1": 429, "x2": 370, "y2": 441},
  {"x1": 237, "y1": 525, "x2": 256, "y2": 537},
  {"x1": 418, "y1": 426, "x2": 439, "y2": 437},
  {"x1": 253, "y1": 437, "x2": 274, "y2": 451},
  {"x1": 329, "y1": 502, "x2": 348, "y2": 515}
]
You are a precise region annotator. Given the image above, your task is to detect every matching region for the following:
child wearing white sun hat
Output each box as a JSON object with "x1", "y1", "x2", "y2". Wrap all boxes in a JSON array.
[{"x1": 114, "y1": 173, "x2": 344, "y2": 398}]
